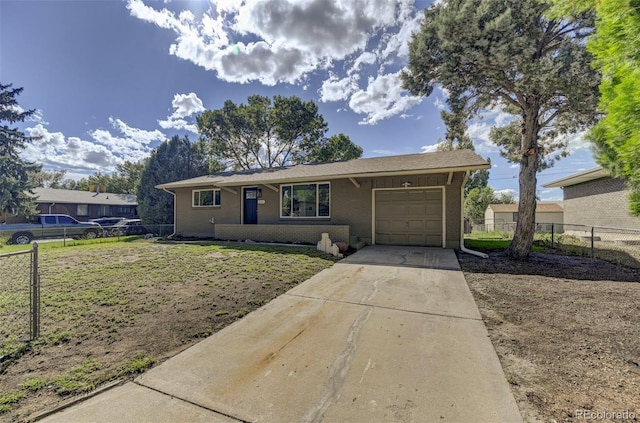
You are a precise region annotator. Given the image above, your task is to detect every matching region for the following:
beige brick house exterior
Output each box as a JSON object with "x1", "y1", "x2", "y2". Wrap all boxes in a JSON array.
[
  {"x1": 484, "y1": 203, "x2": 563, "y2": 231},
  {"x1": 544, "y1": 167, "x2": 640, "y2": 229},
  {"x1": 156, "y1": 150, "x2": 490, "y2": 249}
]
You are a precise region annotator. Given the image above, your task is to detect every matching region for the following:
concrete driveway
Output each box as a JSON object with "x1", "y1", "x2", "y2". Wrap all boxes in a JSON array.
[{"x1": 40, "y1": 246, "x2": 522, "y2": 423}]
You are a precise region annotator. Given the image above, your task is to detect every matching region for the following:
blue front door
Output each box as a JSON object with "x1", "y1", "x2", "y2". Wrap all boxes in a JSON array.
[{"x1": 243, "y1": 187, "x2": 258, "y2": 224}]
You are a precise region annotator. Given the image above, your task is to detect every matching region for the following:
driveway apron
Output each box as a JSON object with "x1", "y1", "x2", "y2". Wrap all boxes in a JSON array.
[{"x1": 39, "y1": 246, "x2": 522, "y2": 423}]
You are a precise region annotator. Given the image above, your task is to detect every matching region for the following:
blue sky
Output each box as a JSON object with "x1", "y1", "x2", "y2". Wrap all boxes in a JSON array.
[{"x1": 1, "y1": 0, "x2": 597, "y2": 201}]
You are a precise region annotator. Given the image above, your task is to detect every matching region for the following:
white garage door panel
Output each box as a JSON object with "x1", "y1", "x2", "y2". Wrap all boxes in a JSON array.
[{"x1": 375, "y1": 188, "x2": 443, "y2": 247}]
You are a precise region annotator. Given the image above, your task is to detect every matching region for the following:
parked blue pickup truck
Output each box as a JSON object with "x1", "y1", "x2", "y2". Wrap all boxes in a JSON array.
[{"x1": 1, "y1": 214, "x2": 102, "y2": 244}]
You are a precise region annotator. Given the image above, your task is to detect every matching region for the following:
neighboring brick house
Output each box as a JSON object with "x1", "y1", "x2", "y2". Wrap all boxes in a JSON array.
[
  {"x1": 1, "y1": 188, "x2": 138, "y2": 223},
  {"x1": 156, "y1": 150, "x2": 490, "y2": 249},
  {"x1": 484, "y1": 203, "x2": 564, "y2": 231},
  {"x1": 543, "y1": 167, "x2": 640, "y2": 229}
]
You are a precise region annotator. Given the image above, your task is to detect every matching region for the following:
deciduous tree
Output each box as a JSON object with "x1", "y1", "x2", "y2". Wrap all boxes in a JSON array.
[
  {"x1": 304, "y1": 133, "x2": 363, "y2": 163},
  {"x1": 465, "y1": 186, "x2": 494, "y2": 224},
  {"x1": 197, "y1": 95, "x2": 360, "y2": 169},
  {"x1": 402, "y1": 0, "x2": 600, "y2": 258},
  {"x1": 552, "y1": 0, "x2": 640, "y2": 214}
]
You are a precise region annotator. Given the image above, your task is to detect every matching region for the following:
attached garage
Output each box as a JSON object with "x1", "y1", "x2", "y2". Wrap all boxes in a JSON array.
[{"x1": 374, "y1": 188, "x2": 444, "y2": 247}]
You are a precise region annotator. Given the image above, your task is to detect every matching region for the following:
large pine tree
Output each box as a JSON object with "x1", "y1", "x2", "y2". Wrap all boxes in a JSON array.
[
  {"x1": 137, "y1": 135, "x2": 211, "y2": 224},
  {"x1": 402, "y1": 0, "x2": 600, "y2": 259},
  {"x1": 0, "y1": 83, "x2": 41, "y2": 219}
]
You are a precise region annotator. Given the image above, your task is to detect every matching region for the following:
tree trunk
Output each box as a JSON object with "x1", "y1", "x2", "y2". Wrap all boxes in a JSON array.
[{"x1": 506, "y1": 108, "x2": 539, "y2": 260}]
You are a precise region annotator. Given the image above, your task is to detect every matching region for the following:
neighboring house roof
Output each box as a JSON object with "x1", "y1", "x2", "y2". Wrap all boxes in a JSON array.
[
  {"x1": 543, "y1": 167, "x2": 608, "y2": 188},
  {"x1": 487, "y1": 203, "x2": 564, "y2": 213},
  {"x1": 33, "y1": 188, "x2": 137, "y2": 206},
  {"x1": 156, "y1": 150, "x2": 490, "y2": 189}
]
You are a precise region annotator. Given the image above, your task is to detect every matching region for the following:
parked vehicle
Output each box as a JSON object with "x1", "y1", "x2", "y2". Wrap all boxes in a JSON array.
[
  {"x1": 109, "y1": 219, "x2": 147, "y2": 236},
  {"x1": 89, "y1": 217, "x2": 127, "y2": 227},
  {"x1": 1, "y1": 214, "x2": 102, "y2": 244},
  {"x1": 89, "y1": 217, "x2": 128, "y2": 236}
]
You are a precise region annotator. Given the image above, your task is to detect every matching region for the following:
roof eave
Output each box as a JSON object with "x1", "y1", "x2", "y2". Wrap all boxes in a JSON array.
[
  {"x1": 543, "y1": 167, "x2": 606, "y2": 188},
  {"x1": 155, "y1": 164, "x2": 490, "y2": 190}
]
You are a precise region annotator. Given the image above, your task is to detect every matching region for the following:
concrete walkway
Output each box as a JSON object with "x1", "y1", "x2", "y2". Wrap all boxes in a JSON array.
[{"x1": 39, "y1": 246, "x2": 522, "y2": 423}]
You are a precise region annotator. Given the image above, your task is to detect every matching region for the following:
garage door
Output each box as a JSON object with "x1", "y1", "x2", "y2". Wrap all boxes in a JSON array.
[{"x1": 375, "y1": 189, "x2": 443, "y2": 246}]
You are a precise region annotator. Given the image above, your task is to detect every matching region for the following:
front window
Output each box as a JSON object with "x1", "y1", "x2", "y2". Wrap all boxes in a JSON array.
[
  {"x1": 193, "y1": 189, "x2": 221, "y2": 207},
  {"x1": 77, "y1": 204, "x2": 88, "y2": 216},
  {"x1": 281, "y1": 183, "x2": 330, "y2": 218}
]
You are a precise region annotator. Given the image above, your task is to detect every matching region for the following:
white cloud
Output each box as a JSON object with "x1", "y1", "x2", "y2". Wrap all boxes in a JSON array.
[
  {"x1": 565, "y1": 130, "x2": 590, "y2": 153},
  {"x1": 421, "y1": 144, "x2": 438, "y2": 153},
  {"x1": 538, "y1": 189, "x2": 563, "y2": 202},
  {"x1": 351, "y1": 52, "x2": 377, "y2": 72},
  {"x1": 126, "y1": 0, "x2": 425, "y2": 124},
  {"x1": 158, "y1": 92, "x2": 205, "y2": 132},
  {"x1": 22, "y1": 115, "x2": 166, "y2": 174},
  {"x1": 349, "y1": 72, "x2": 422, "y2": 125},
  {"x1": 24, "y1": 124, "x2": 120, "y2": 171},
  {"x1": 319, "y1": 73, "x2": 359, "y2": 102},
  {"x1": 494, "y1": 188, "x2": 518, "y2": 201}
]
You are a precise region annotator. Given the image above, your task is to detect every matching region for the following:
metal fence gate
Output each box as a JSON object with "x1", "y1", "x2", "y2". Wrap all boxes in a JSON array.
[{"x1": 0, "y1": 244, "x2": 40, "y2": 357}]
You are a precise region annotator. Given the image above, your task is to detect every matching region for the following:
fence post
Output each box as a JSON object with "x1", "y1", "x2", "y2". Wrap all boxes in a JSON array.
[
  {"x1": 551, "y1": 223, "x2": 555, "y2": 248},
  {"x1": 30, "y1": 242, "x2": 40, "y2": 340},
  {"x1": 591, "y1": 226, "x2": 595, "y2": 259}
]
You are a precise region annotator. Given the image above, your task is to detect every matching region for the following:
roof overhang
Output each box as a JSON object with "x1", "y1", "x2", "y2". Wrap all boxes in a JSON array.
[
  {"x1": 543, "y1": 167, "x2": 607, "y2": 188},
  {"x1": 155, "y1": 164, "x2": 490, "y2": 190}
]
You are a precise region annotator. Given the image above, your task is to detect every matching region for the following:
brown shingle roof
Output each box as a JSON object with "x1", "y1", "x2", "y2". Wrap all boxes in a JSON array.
[
  {"x1": 156, "y1": 150, "x2": 490, "y2": 189},
  {"x1": 488, "y1": 203, "x2": 563, "y2": 213},
  {"x1": 33, "y1": 188, "x2": 137, "y2": 206}
]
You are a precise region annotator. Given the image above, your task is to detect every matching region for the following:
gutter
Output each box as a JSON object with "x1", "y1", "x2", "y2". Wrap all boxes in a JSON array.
[
  {"x1": 162, "y1": 188, "x2": 177, "y2": 238},
  {"x1": 460, "y1": 171, "x2": 488, "y2": 258}
]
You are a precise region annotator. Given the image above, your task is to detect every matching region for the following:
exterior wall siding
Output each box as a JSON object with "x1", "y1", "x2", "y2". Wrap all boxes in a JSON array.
[
  {"x1": 171, "y1": 171, "x2": 466, "y2": 248},
  {"x1": 564, "y1": 177, "x2": 640, "y2": 229}
]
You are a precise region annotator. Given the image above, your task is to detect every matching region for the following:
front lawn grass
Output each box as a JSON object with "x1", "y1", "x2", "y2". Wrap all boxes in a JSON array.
[{"x1": 0, "y1": 240, "x2": 338, "y2": 420}]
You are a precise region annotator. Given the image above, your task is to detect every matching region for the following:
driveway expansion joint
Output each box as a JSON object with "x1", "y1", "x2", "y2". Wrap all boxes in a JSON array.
[
  {"x1": 285, "y1": 293, "x2": 483, "y2": 322},
  {"x1": 132, "y1": 381, "x2": 250, "y2": 423}
]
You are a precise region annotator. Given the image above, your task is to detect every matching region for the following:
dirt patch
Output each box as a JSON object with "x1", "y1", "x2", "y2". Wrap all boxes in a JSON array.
[
  {"x1": 458, "y1": 251, "x2": 640, "y2": 422},
  {"x1": 0, "y1": 241, "x2": 338, "y2": 422}
]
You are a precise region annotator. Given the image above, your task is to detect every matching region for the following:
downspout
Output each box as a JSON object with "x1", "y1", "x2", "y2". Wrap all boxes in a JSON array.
[
  {"x1": 162, "y1": 188, "x2": 177, "y2": 238},
  {"x1": 48, "y1": 203, "x2": 56, "y2": 213},
  {"x1": 460, "y1": 171, "x2": 488, "y2": 258}
]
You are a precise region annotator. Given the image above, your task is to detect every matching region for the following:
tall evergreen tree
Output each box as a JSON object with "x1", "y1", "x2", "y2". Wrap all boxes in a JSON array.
[
  {"x1": 137, "y1": 135, "x2": 210, "y2": 224},
  {"x1": 436, "y1": 91, "x2": 490, "y2": 196},
  {"x1": 403, "y1": 0, "x2": 600, "y2": 259},
  {"x1": 0, "y1": 83, "x2": 41, "y2": 218}
]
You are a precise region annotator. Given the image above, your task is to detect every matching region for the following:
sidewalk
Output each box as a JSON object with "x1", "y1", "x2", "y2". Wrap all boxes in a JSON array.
[{"x1": 39, "y1": 246, "x2": 522, "y2": 422}]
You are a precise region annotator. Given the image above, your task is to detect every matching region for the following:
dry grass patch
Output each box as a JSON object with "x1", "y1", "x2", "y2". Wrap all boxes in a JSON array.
[{"x1": 0, "y1": 240, "x2": 338, "y2": 421}]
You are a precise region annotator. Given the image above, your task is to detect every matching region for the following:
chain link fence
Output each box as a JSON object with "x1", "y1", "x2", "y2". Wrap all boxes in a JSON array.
[
  {"x1": 471, "y1": 222, "x2": 640, "y2": 268},
  {"x1": 0, "y1": 244, "x2": 40, "y2": 358},
  {"x1": 105, "y1": 223, "x2": 174, "y2": 239}
]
